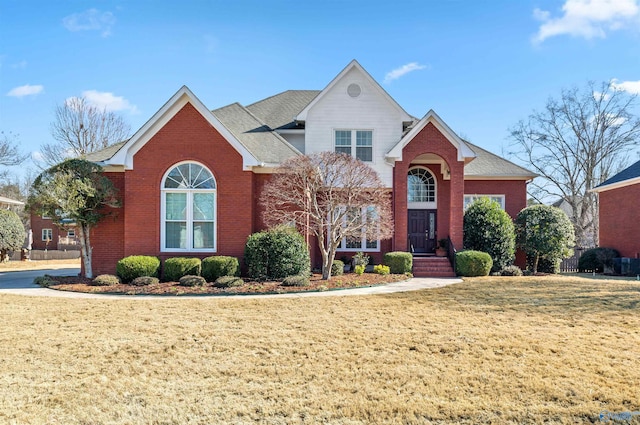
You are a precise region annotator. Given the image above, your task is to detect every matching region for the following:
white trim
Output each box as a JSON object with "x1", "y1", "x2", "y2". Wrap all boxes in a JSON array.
[
  {"x1": 106, "y1": 86, "x2": 260, "y2": 170},
  {"x1": 386, "y1": 110, "x2": 476, "y2": 163},
  {"x1": 334, "y1": 129, "x2": 374, "y2": 163},
  {"x1": 296, "y1": 60, "x2": 412, "y2": 122},
  {"x1": 160, "y1": 161, "x2": 217, "y2": 253},
  {"x1": 591, "y1": 176, "x2": 640, "y2": 193},
  {"x1": 407, "y1": 166, "x2": 437, "y2": 209},
  {"x1": 336, "y1": 206, "x2": 381, "y2": 252},
  {"x1": 41, "y1": 228, "x2": 53, "y2": 241}
]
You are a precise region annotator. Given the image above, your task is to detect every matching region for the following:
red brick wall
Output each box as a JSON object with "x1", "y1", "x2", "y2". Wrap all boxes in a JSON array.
[
  {"x1": 90, "y1": 172, "x2": 125, "y2": 275},
  {"x1": 599, "y1": 183, "x2": 640, "y2": 258},
  {"x1": 29, "y1": 214, "x2": 60, "y2": 250}
]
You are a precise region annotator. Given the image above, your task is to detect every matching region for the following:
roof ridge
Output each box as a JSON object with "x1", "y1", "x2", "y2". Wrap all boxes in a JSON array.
[{"x1": 245, "y1": 89, "x2": 320, "y2": 110}]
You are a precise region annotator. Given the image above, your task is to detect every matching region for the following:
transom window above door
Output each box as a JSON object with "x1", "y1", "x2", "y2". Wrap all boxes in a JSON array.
[
  {"x1": 334, "y1": 130, "x2": 373, "y2": 162},
  {"x1": 407, "y1": 167, "x2": 436, "y2": 209},
  {"x1": 161, "y1": 162, "x2": 216, "y2": 252}
]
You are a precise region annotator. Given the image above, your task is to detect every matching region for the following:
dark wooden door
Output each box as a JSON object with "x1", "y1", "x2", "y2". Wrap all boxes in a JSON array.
[{"x1": 408, "y1": 209, "x2": 437, "y2": 253}]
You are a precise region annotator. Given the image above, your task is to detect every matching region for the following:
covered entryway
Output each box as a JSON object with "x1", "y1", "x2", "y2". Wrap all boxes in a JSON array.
[
  {"x1": 406, "y1": 167, "x2": 438, "y2": 254},
  {"x1": 408, "y1": 209, "x2": 437, "y2": 253}
]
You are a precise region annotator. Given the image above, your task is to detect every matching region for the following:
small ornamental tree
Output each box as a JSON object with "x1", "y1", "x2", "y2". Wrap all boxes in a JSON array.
[
  {"x1": 515, "y1": 205, "x2": 575, "y2": 274},
  {"x1": 27, "y1": 159, "x2": 120, "y2": 278},
  {"x1": 463, "y1": 197, "x2": 515, "y2": 272},
  {"x1": 260, "y1": 152, "x2": 393, "y2": 280},
  {"x1": 0, "y1": 209, "x2": 25, "y2": 262}
]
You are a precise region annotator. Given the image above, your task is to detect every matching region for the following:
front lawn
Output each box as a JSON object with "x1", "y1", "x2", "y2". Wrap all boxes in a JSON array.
[{"x1": 1, "y1": 275, "x2": 639, "y2": 424}]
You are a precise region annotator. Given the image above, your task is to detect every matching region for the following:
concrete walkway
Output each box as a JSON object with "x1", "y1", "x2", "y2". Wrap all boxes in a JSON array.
[{"x1": 0, "y1": 266, "x2": 462, "y2": 300}]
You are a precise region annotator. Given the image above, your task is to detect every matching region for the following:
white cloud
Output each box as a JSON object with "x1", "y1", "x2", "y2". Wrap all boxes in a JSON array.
[
  {"x1": 384, "y1": 62, "x2": 428, "y2": 84},
  {"x1": 6, "y1": 84, "x2": 44, "y2": 98},
  {"x1": 611, "y1": 78, "x2": 640, "y2": 94},
  {"x1": 70, "y1": 90, "x2": 138, "y2": 114},
  {"x1": 62, "y1": 8, "x2": 116, "y2": 37},
  {"x1": 532, "y1": 0, "x2": 640, "y2": 43},
  {"x1": 31, "y1": 151, "x2": 45, "y2": 163}
]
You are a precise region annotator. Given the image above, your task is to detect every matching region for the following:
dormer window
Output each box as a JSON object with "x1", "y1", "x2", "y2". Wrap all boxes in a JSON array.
[{"x1": 334, "y1": 130, "x2": 373, "y2": 162}]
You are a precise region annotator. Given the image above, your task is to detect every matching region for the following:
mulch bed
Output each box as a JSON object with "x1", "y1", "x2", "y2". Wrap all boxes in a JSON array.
[{"x1": 47, "y1": 273, "x2": 408, "y2": 296}]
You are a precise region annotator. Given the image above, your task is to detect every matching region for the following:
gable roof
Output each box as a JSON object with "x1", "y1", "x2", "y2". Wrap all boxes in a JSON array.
[
  {"x1": 463, "y1": 142, "x2": 538, "y2": 179},
  {"x1": 295, "y1": 60, "x2": 413, "y2": 122},
  {"x1": 592, "y1": 159, "x2": 640, "y2": 192},
  {"x1": 246, "y1": 90, "x2": 320, "y2": 130},
  {"x1": 84, "y1": 141, "x2": 127, "y2": 162}
]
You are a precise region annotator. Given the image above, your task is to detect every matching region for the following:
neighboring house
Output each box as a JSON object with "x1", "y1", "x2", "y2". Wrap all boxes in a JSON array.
[
  {"x1": 592, "y1": 159, "x2": 640, "y2": 258},
  {"x1": 0, "y1": 195, "x2": 24, "y2": 211},
  {"x1": 551, "y1": 196, "x2": 596, "y2": 247},
  {"x1": 86, "y1": 60, "x2": 536, "y2": 276},
  {"x1": 29, "y1": 213, "x2": 79, "y2": 250}
]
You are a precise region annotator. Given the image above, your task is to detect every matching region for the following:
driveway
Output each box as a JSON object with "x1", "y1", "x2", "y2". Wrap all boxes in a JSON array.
[{"x1": 0, "y1": 267, "x2": 462, "y2": 299}]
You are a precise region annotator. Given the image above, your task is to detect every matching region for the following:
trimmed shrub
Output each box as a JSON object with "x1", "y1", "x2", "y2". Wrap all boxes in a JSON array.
[
  {"x1": 384, "y1": 252, "x2": 413, "y2": 274},
  {"x1": 354, "y1": 264, "x2": 365, "y2": 275},
  {"x1": 117, "y1": 255, "x2": 160, "y2": 283},
  {"x1": 331, "y1": 260, "x2": 344, "y2": 276},
  {"x1": 92, "y1": 274, "x2": 121, "y2": 286},
  {"x1": 500, "y1": 265, "x2": 523, "y2": 276},
  {"x1": 163, "y1": 257, "x2": 201, "y2": 282},
  {"x1": 0, "y1": 209, "x2": 25, "y2": 262},
  {"x1": 578, "y1": 247, "x2": 620, "y2": 273},
  {"x1": 281, "y1": 274, "x2": 310, "y2": 287},
  {"x1": 179, "y1": 275, "x2": 206, "y2": 287},
  {"x1": 131, "y1": 276, "x2": 159, "y2": 286},
  {"x1": 463, "y1": 197, "x2": 516, "y2": 272},
  {"x1": 244, "y1": 227, "x2": 310, "y2": 280},
  {"x1": 213, "y1": 276, "x2": 244, "y2": 288},
  {"x1": 33, "y1": 275, "x2": 56, "y2": 287},
  {"x1": 456, "y1": 250, "x2": 493, "y2": 277},
  {"x1": 202, "y1": 256, "x2": 240, "y2": 282},
  {"x1": 373, "y1": 264, "x2": 390, "y2": 275}
]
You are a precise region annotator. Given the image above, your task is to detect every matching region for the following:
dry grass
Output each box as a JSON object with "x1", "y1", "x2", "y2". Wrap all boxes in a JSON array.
[
  {"x1": 0, "y1": 258, "x2": 80, "y2": 272},
  {"x1": 1, "y1": 275, "x2": 639, "y2": 424}
]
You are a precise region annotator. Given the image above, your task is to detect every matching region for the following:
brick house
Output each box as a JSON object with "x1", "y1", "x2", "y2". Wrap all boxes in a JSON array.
[
  {"x1": 592, "y1": 159, "x2": 640, "y2": 259},
  {"x1": 29, "y1": 214, "x2": 78, "y2": 250},
  {"x1": 86, "y1": 60, "x2": 536, "y2": 276}
]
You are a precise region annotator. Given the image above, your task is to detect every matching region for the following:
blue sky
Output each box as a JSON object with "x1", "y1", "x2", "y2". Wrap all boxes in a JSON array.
[{"x1": 2, "y1": 0, "x2": 640, "y2": 178}]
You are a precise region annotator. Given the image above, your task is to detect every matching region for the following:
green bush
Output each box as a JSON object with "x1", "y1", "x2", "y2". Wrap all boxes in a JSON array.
[
  {"x1": 383, "y1": 252, "x2": 413, "y2": 274},
  {"x1": 0, "y1": 209, "x2": 25, "y2": 262},
  {"x1": 373, "y1": 264, "x2": 390, "y2": 275},
  {"x1": 354, "y1": 264, "x2": 365, "y2": 275},
  {"x1": 91, "y1": 274, "x2": 121, "y2": 286},
  {"x1": 331, "y1": 260, "x2": 344, "y2": 276},
  {"x1": 131, "y1": 276, "x2": 159, "y2": 286},
  {"x1": 163, "y1": 257, "x2": 202, "y2": 282},
  {"x1": 463, "y1": 197, "x2": 516, "y2": 272},
  {"x1": 526, "y1": 255, "x2": 560, "y2": 274},
  {"x1": 213, "y1": 276, "x2": 245, "y2": 288},
  {"x1": 499, "y1": 265, "x2": 523, "y2": 276},
  {"x1": 244, "y1": 227, "x2": 310, "y2": 280},
  {"x1": 351, "y1": 252, "x2": 370, "y2": 268},
  {"x1": 455, "y1": 250, "x2": 493, "y2": 277},
  {"x1": 202, "y1": 256, "x2": 240, "y2": 282},
  {"x1": 116, "y1": 255, "x2": 160, "y2": 283},
  {"x1": 281, "y1": 274, "x2": 310, "y2": 287},
  {"x1": 578, "y1": 247, "x2": 620, "y2": 273},
  {"x1": 33, "y1": 275, "x2": 56, "y2": 287},
  {"x1": 179, "y1": 275, "x2": 206, "y2": 287}
]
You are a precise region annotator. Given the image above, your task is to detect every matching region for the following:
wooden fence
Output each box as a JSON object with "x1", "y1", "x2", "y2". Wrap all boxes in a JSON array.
[{"x1": 560, "y1": 247, "x2": 592, "y2": 273}]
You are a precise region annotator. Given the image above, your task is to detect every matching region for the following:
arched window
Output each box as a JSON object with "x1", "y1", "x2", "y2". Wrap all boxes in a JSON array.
[
  {"x1": 407, "y1": 167, "x2": 436, "y2": 208},
  {"x1": 161, "y1": 162, "x2": 216, "y2": 252}
]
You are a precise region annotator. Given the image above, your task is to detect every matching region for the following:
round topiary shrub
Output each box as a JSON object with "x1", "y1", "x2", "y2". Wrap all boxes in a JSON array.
[
  {"x1": 383, "y1": 252, "x2": 413, "y2": 274},
  {"x1": 499, "y1": 265, "x2": 523, "y2": 276},
  {"x1": 116, "y1": 255, "x2": 160, "y2": 283},
  {"x1": 91, "y1": 274, "x2": 121, "y2": 286},
  {"x1": 213, "y1": 276, "x2": 245, "y2": 288},
  {"x1": 455, "y1": 250, "x2": 493, "y2": 277},
  {"x1": 281, "y1": 274, "x2": 310, "y2": 287},
  {"x1": 463, "y1": 197, "x2": 515, "y2": 272},
  {"x1": 131, "y1": 276, "x2": 159, "y2": 286},
  {"x1": 202, "y1": 256, "x2": 240, "y2": 282},
  {"x1": 163, "y1": 257, "x2": 202, "y2": 282},
  {"x1": 331, "y1": 260, "x2": 344, "y2": 276},
  {"x1": 578, "y1": 247, "x2": 620, "y2": 273},
  {"x1": 373, "y1": 264, "x2": 390, "y2": 275},
  {"x1": 0, "y1": 209, "x2": 25, "y2": 262},
  {"x1": 179, "y1": 275, "x2": 206, "y2": 287},
  {"x1": 244, "y1": 227, "x2": 310, "y2": 280}
]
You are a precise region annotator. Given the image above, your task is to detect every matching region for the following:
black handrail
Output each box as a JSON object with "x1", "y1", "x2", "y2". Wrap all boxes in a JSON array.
[{"x1": 447, "y1": 236, "x2": 457, "y2": 275}]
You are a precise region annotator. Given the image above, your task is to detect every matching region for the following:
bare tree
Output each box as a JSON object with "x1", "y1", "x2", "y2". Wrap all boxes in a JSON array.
[
  {"x1": 0, "y1": 132, "x2": 28, "y2": 167},
  {"x1": 510, "y1": 81, "x2": 640, "y2": 247},
  {"x1": 40, "y1": 97, "x2": 130, "y2": 167},
  {"x1": 261, "y1": 152, "x2": 394, "y2": 280}
]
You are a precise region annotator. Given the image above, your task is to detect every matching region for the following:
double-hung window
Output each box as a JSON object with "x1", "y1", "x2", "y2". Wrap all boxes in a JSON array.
[
  {"x1": 463, "y1": 195, "x2": 505, "y2": 210},
  {"x1": 42, "y1": 228, "x2": 52, "y2": 241},
  {"x1": 334, "y1": 130, "x2": 373, "y2": 162},
  {"x1": 161, "y1": 162, "x2": 216, "y2": 252},
  {"x1": 339, "y1": 206, "x2": 379, "y2": 251}
]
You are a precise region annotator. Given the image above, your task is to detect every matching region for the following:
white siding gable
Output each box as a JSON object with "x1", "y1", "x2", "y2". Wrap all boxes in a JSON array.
[{"x1": 303, "y1": 67, "x2": 407, "y2": 187}]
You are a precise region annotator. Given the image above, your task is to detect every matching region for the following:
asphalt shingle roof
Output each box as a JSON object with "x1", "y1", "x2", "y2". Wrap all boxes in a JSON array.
[
  {"x1": 246, "y1": 90, "x2": 320, "y2": 130},
  {"x1": 463, "y1": 142, "x2": 537, "y2": 178},
  {"x1": 84, "y1": 141, "x2": 127, "y2": 162},
  {"x1": 596, "y1": 159, "x2": 640, "y2": 187}
]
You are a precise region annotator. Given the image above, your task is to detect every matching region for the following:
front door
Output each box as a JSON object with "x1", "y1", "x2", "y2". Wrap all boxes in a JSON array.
[{"x1": 408, "y1": 209, "x2": 437, "y2": 253}]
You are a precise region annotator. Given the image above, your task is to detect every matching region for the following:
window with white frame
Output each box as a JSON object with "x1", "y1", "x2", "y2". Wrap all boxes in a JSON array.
[
  {"x1": 339, "y1": 206, "x2": 379, "y2": 251},
  {"x1": 161, "y1": 162, "x2": 216, "y2": 252},
  {"x1": 42, "y1": 228, "x2": 52, "y2": 241},
  {"x1": 67, "y1": 229, "x2": 75, "y2": 238},
  {"x1": 408, "y1": 168, "x2": 436, "y2": 203},
  {"x1": 334, "y1": 130, "x2": 373, "y2": 162},
  {"x1": 463, "y1": 195, "x2": 505, "y2": 210}
]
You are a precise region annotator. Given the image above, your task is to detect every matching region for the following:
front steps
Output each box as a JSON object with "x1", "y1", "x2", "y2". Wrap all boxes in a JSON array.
[{"x1": 412, "y1": 256, "x2": 456, "y2": 277}]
